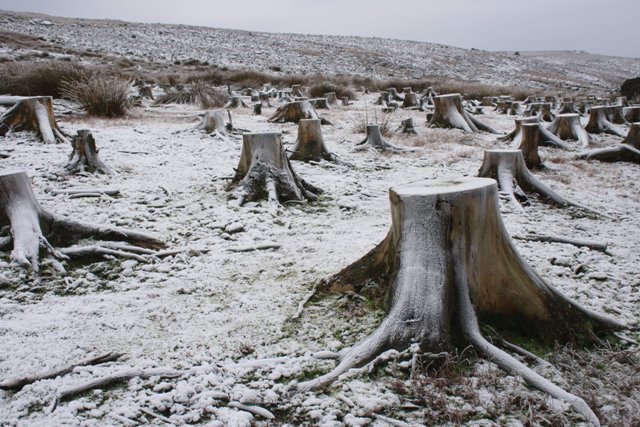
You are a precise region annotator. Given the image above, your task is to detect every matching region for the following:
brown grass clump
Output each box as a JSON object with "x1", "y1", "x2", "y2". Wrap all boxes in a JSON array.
[
  {"x1": 308, "y1": 82, "x2": 356, "y2": 100},
  {"x1": 61, "y1": 75, "x2": 130, "y2": 117},
  {"x1": 0, "y1": 61, "x2": 91, "y2": 98},
  {"x1": 154, "y1": 80, "x2": 226, "y2": 108}
]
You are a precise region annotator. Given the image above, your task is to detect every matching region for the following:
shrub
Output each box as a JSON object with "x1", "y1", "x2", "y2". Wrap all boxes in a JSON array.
[
  {"x1": 0, "y1": 61, "x2": 91, "y2": 97},
  {"x1": 309, "y1": 82, "x2": 356, "y2": 100},
  {"x1": 154, "y1": 80, "x2": 226, "y2": 108},
  {"x1": 61, "y1": 75, "x2": 130, "y2": 117}
]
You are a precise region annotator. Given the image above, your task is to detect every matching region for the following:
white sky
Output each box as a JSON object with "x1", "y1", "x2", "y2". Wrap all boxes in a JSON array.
[{"x1": 1, "y1": 0, "x2": 639, "y2": 58}]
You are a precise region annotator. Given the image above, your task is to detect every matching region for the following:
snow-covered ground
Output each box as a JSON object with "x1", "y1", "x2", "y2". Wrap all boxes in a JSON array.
[{"x1": 0, "y1": 93, "x2": 638, "y2": 426}]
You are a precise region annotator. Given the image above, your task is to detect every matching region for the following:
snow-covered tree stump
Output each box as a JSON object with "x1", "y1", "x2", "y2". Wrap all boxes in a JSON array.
[
  {"x1": 291, "y1": 85, "x2": 306, "y2": 98},
  {"x1": 576, "y1": 123, "x2": 640, "y2": 164},
  {"x1": 557, "y1": 100, "x2": 579, "y2": 115},
  {"x1": 289, "y1": 119, "x2": 335, "y2": 162},
  {"x1": 388, "y1": 87, "x2": 403, "y2": 101},
  {"x1": 477, "y1": 149, "x2": 596, "y2": 214},
  {"x1": 196, "y1": 110, "x2": 230, "y2": 138},
  {"x1": 0, "y1": 96, "x2": 70, "y2": 144},
  {"x1": 518, "y1": 124, "x2": 544, "y2": 169},
  {"x1": 298, "y1": 177, "x2": 623, "y2": 425},
  {"x1": 375, "y1": 91, "x2": 390, "y2": 106},
  {"x1": 0, "y1": 170, "x2": 165, "y2": 272},
  {"x1": 356, "y1": 125, "x2": 408, "y2": 152},
  {"x1": 585, "y1": 106, "x2": 625, "y2": 137},
  {"x1": 268, "y1": 101, "x2": 331, "y2": 125},
  {"x1": 401, "y1": 92, "x2": 419, "y2": 108},
  {"x1": 429, "y1": 94, "x2": 498, "y2": 133},
  {"x1": 64, "y1": 130, "x2": 114, "y2": 175},
  {"x1": 341, "y1": 97, "x2": 350, "y2": 107},
  {"x1": 547, "y1": 113, "x2": 589, "y2": 147},
  {"x1": 323, "y1": 92, "x2": 337, "y2": 105},
  {"x1": 499, "y1": 117, "x2": 538, "y2": 145},
  {"x1": 224, "y1": 96, "x2": 249, "y2": 109},
  {"x1": 258, "y1": 93, "x2": 273, "y2": 107},
  {"x1": 606, "y1": 105, "x2": 625, "y2": 125},
  {"x1": 623, "y1": 106, "x2": 640, "y2": 123},
  {"x1": 398, "y1": 117, "x2": 417, "y2": 135},
  {"x1": 226, "y1": 132, "x2": 320, "y2": 206}
]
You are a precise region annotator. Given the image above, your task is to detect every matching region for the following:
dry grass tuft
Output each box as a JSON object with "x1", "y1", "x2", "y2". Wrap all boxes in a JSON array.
[
  {"x1": 61, "y1": 75, "x2": 130, "y2": 117},
  {"x1": 308, "y1": 82, "x2": 356, "y2": 100},
  {"x1": 0, "y1": 61, "x2": 91, "y2": 97},
  {"x1": 154, "y1": 81, "x2": 227, "y2": 108}
]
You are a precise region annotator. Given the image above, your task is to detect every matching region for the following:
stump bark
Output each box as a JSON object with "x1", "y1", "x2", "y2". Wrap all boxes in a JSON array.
[
  {"x1": 623, "y1": 106, "x2": 640, "y2": 123},
  {"x1": 0, "y1": 170, "x2": 165, "y2": 272},
  {"x1": 268, "y1": 101, "x2": 331, "y2": 125},
  {"x1": 401, "y1": 92, "x2": 419, "y2": 109},
  {"x1": 429, "y1": 94, "x2": 498, "y2": 133},
  {"x1": 298, "y1": 177, "x2": 623, "y2": 426},
  {"x1": 0, "y1": 96, "x2": 70, "y2": 144},
  {"x1": 477, "y1": 149, "x2": 597, "y2": 214},
  {"x1": 547, "y1": 113, "x2": 589, "y2": 147},
  {"x1": 576, "y1": 123, "x2": 640, "y2": 164},
  {"x1": 606, "y1": 105, "x2": 625, "y2": 125},
  {"x1": 356, "y1": 125, "x2": 408, "y2": 152},
  {"x1": 289, "y1": 119, "x2": 335, "y2": 162},
  {"x1": 584, "y1": 106, "x2": 625, "y2": 137},
  {"x1": 518, "y1": 124, "x2": 543, "y2": 169},
  {"x1": 227, "y1": 133, "x2": 320, "y2": 206},
  {"x1": 65, "y1": 130, "x2": 114, "y2": 175},
  {"x1": 196, "y1": 110, "x2": 230, "y2": 138}
]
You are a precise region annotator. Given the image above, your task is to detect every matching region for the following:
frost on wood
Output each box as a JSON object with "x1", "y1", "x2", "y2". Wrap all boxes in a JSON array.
[
  {"x1": 196, "y1": 109, "x2": 231, "y2": 138},
  {"x1": 64, "y1": 130, "x2": 115, "y2": 175},
  {"x1": 428, "y1": 94, "x2": 498, "y2": 134},
  {"x1": 477, "y1": 149, "x2": 598, "y2": 214},
  {"x1": 226, "y1": 132, "x2": 321, "y2": 206},
  {"x1": 0, "y1": 96, "x2": 70, "y2": 144},
  {"x1": 576, "y1": 122, "x2": 640, "y2": 164},
  {"x1": 546, "y1": 113, "x2": 590, "y2": 147},
  {"x1": 0, "y1": 170, "x2": 165, "y2": 272},
  {"x1": 268, "y1": 100, "x2": 331, "y2": 125},
  {"x1": 289, "y1": 119, "x2": 335, "y2": 162},
  {"x1": 298, "y1": 178, "x2": 623, "y2": 426},
  {"x1": 584, "y1": 106, "x2": 626, "y2": 137},
  {"x1": 356, "y1": 125, "x2": 409, "y2": 152}
]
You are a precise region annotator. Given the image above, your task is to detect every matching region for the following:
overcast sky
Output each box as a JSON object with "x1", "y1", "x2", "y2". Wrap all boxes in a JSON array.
[{"x1": 1, "y1": 0, "x2": 639, "y2": 58}]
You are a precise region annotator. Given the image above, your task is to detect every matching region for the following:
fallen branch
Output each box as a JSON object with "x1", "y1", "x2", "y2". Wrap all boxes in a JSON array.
[
  {"x1": 0, "y1": 352, "x2": 123, "y2": 391},
  {"x1": 227, "y1": 243, "x2": 281, "y2": 253},
  {"x1": 374, "y1": 414, "x2": 411, "y2": 427},
  {"x1": 227, "y1": 402, "x2": 275, "y2": 420},
  {"x1": 139, "y1": 407, "x2": 175, "y2": 424},
  {"x1": 291, "y1": 281, "x2": 319, "y2": 320},
  {"x1": 60, "y1": 246, "x2": 149, "y2": 263},
  {"x1": 513, "y1": 234, "x2": 608, "y2": 254},
  {"x1": 51, "y1": 189, "x2": 120, "y2": 197}
]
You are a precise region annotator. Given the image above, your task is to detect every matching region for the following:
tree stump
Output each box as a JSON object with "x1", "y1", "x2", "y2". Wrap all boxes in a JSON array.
[
  {"x1": 65, "y1": 130, "x2": 114, "y2": 175},
  {"x1": 323, "y1": 92, "x2": 337, "y2": 105},
  {"x1": 375, "y1": 91, "x2": 390, "y2": 106},
  {"x1": 576, "y1": 123, "x2": 640, "y2": 164},
  {"x1": 196, "y1": 110, "x2": 230, "y2": 138},
  {"x1": 258, "y1": 93, "x2": 273, "y2": 107},
  {"x1": 289, "y1": 119, "x2": 335, "y2": 162},
  {"x1": 518, "y1": 124, "x2": 543, "y2": 169},
  {"x1": 341, "y1": 97, "x2": 350, "y2": 107},
  {"x1": 224, "y1": 96, "x2": 249, "y2": 109},
  {"x1": 401, "y1": 92, "x2": 419, "y2": 109},
  {"x1": 298, "y1": 177, "x2": 623, "y2": 425},
  {"x1": 429, "y1": 94, "x2": 498, "y2": 133},
  {"x1": 291, "y1": 85, "x2": 306, "y2": 98},
  {"x1": 477, "y1": 149, "x2": 597, "y2": 214},
  {"x1": 138, "y1": 85, "x2": 154, "y2": 100},
  {"x1": 309, "y1": 98, "x2": 330, "y2": 110},
  {"x1": 498, "y1": 117, "x2": 538, "y2": 145},
  {"x1": 557, "y1": 100, "x2": 579, "y2": 115},
  {"x1": 226, "y1": 133, "x2": 320, "y2": 206},
  {"x1": 398, "y1": 117, "x2": 417, "y2": 135},
  {"x1": 268, "y1": 101, "x2": 331, "y2": 125},
  {"x1": 356, "y1": 125, "x2": 408, "y2": 152},
  {"x1": 0, "y1": 96, "x2": 70, "y2": 144},
  {"x1": 253, "y1": 103, "x2": 262, "y2": 115},
  {"x1": 606, "y1": 105, "x2": 625, "y2": 125},
  {"x1": 388, "y1": 87, "x2": 404, "y2": 101},
  {"x1": 584, "y1": 106, "x2": 625, "y2": 137},
  {"x1": 546, "y1": 113, "x2": 589, "y2": 147},
  {"x1": 0, "y1": 170, "x2": 165, "y2": 272},
  {"x1": 615, "y1": 96, "x2": 628, "y2": 106}
]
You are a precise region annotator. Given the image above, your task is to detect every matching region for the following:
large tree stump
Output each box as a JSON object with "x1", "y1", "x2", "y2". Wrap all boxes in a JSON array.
[
  {"x1": 268, "y1": 101, "x2": 331, "y2": 125},
  {"x1": 356, "y1": 125, "x2": 408, "y2": 152},
  {"x1": 606, "y1": 105, "x2": 625, "y2": 125},
  {"x1": 226, "y1": 133, "x2": 320, "y2": 206},
  {"x1": 498, "y1": 117, "x2": 538, "y2": 145},
  {"x1": 289, "y1": 119, "x2": 335, "y2": 162},
  {"x1": 502, "y1": 118, "x2": 569, "y2": 150},
  {"x1": 547, "y1": 113, "x2": 590, "y2": 147},
  {"x1": 298, "y1": 177, "x2": 623, "y2": 425},
  {"x1": 0, "y1": 96, "x2": 70, "y2": 144},
  {"x1": 0, "y1": 170, "x2": 165, "y2": 272},
  {"x1": 518, "y1": 124, "x2": 543, "y2": 169},
  {"x1": 477, "y1": 149, "x2": 598, "y2": 214},
  {"x1": 429, "y1": 94, "x2": 498, "y2": 133},
  {"x1": 576, "y1": 122, "x2": 640, "y2": 164},
  {"x1": 65, "y1": 130, "x2": 114, "y2": 175},
  {"x1": 584, "y1": 106, "x2": 626, "y2": 137}
]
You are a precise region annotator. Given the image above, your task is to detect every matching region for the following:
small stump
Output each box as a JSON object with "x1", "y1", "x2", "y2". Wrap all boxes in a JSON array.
[{"x1": 289, "y1": 119, "x2": 335, "y2": 162}]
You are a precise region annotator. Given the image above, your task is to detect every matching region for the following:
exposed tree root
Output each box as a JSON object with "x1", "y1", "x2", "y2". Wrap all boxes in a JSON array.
[
  {"x1": 477, "y1": 149, "x2": 603, "y2": 216},
  {"x1": 295, "y1": 178, "x2": 624, "y2": 426},
  {"x1": 356, "y1": 125, "x2": 411, "y2": 152},
  {"x1": 547, "y1": 113, "x2": 590, "y2": 148},
  {"x1": 0, "y1": 170, "x2": 165, "y2": 272},
  {"x1": 512, "y1": 234, "x2": 609, "y2": 253},
  {"x1": 585, "y1": 106, "x2": 626, "y2": 137},
  {"x1": 429, "y1": 94, "x2": 498, "y2": 133},
  {"x1": 576, "y1": 123, "x2": 640, "y2": 164}
]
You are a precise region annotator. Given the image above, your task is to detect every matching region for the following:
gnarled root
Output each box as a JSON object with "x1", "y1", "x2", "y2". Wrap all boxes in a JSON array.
[
  {"x1": 296, "y1": 178, "x2": 623, "y2": 425},
  {"x1": 0, "y1": 170, "x2": 165, "y2": 272}
]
